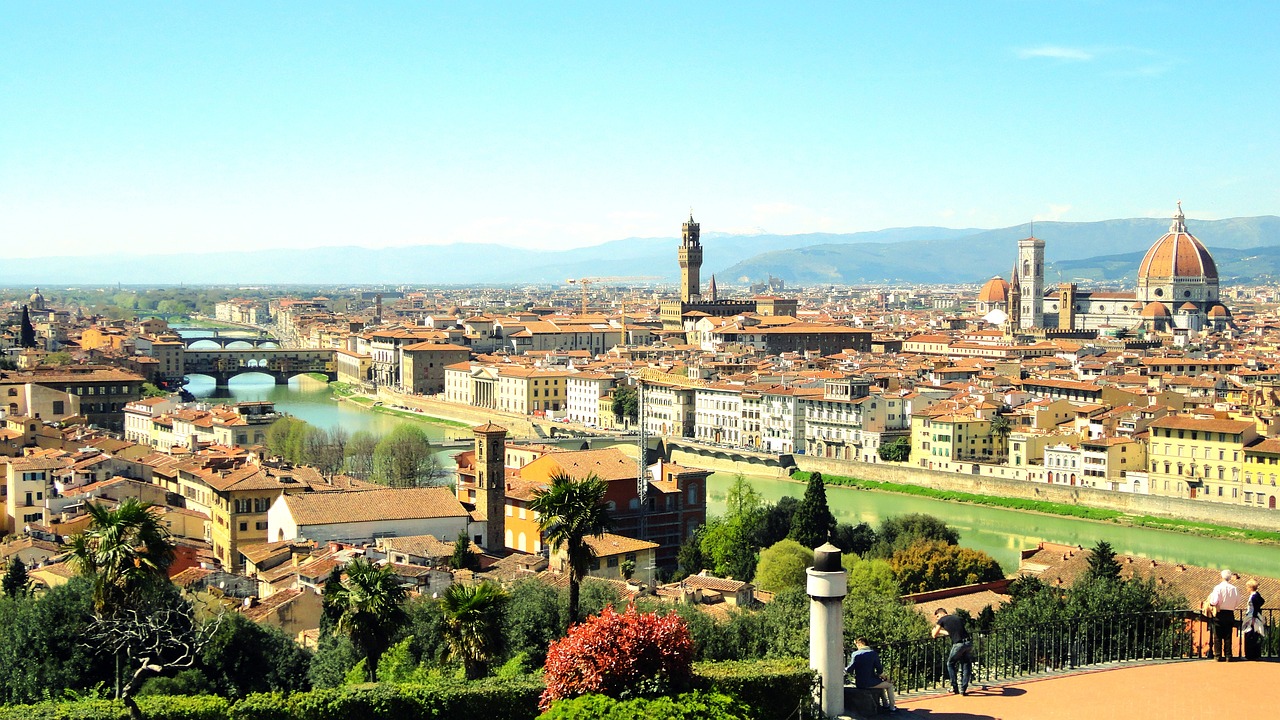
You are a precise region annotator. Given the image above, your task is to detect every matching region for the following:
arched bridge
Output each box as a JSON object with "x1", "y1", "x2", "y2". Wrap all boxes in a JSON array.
[
  {"x1": 181, "y1": 332, "x2": 279, "y2": 349},
  {"x1": 183, "y1": 348, "x2": 336, "y2": 387}
]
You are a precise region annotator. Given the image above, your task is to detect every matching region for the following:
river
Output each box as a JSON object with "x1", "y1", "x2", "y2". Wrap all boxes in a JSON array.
[{"x1": 173, "y1": 327, "x2": 1280, "y2": 579}]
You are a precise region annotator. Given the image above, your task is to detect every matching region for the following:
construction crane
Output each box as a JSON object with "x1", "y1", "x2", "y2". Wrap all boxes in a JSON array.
[{"x1": 565, "y1": 276, "x2": 659, "y2": 316}]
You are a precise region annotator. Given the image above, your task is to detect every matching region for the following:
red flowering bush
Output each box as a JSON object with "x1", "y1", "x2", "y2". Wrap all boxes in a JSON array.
[{"x1": 540, "y1": 605, "x2": 695, "y2": 710}]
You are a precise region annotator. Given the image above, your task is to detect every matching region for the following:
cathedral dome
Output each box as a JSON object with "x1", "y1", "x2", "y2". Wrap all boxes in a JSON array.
[
  {"x1": 977, "y1": 276, "x2": 1010, "y2": 303},
  {"x1": 1137, "y1": 205, "x2": 1218, "y2": 280},
  {"x1": 1207, "y1": 304, "x2": 1230, "y2": 318},
  {"x1": 1140, "y1": 301, "x2": 1170, "y2": 318}
]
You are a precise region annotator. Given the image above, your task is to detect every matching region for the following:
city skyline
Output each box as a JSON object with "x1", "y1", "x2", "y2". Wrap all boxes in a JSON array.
[{"x1": 3, "y1": 2, "x2": 1279, "y2": 258}]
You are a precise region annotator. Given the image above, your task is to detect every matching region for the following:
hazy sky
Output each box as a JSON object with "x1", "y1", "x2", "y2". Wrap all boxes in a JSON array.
[{"x1": 3, "y1": 2, "x2": 1278, "y2": 258}]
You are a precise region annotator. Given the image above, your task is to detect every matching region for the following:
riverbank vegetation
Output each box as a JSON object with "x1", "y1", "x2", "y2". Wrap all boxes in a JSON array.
[
  {"x1": 791, "y1": 470, "x2": 1280, "y2": 545},
  {"x1": 328, "y1": 383, "x2": 471, "y2": 430},
  {"x1": 264, "y1": 417, "x2": 448, "y2": 487}
]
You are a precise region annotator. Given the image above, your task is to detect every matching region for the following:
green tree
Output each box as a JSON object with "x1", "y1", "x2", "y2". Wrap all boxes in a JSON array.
[
  {"x1": 45, "y1": 350, "x2": 74, "y2": 366},
  {"x1": 449, "y1": 529, "x2": 479, "y2": 570},
  {"x1": 699, "y1": 475, "x2": 764, "y2": 582},
  {"x1": 889, "y1": 540, "x2": 1004, "y2": 594},
  {"x1": 1085, "y1": 540, "x2": 1122, "y2": 582},
  {"x1": 675, "y1": 526, "x2": 707, "y2": 581},
  {"x1": 0, "y1": 578, "x2": 113, "y2": 704},
  {"x1": 324, "y1": 558, "x2": 408, "y2": 681},
  {"x1": 758, "y1": 496, "x2": 800, "y2": 548},
  {"x1": 753, "y1": 539, "x2": 814, "y2": 593},
  {"x1": 843, "y1": 556, "x2": 930, "y2": 644},
  {"x1": 303, "y1": 426, "x2": 348, "y2": 480},
  {"x1": 441, "y1": 581, "x2": 509, "y2": 680},
  {"x1": 2, "y1": 557, "x2": 29, "y2": 598},
  {"x1": 19, "y1": 306, "x2": 37, "y2": 348},
  {"x1": 878, "y1": 437, "x2": 911, "y2": 462},
  {"x1": 197, "y1": 612, "x2": 311, "y2": 697},
  {"x1": 611, "y1": 385, "x2": 639, "y2": 426},
  {"x1": 140, "y1": 382, "x2": 168, "y2": 399},
  {"x1": 66, "y1": 499, "x2": 176, "y2": 617},
  {"x1": 870, "y1": 513, "x2": 959, "y2": 558},
  {"x1": 529, "y1": 472, "x2": 613, "y2": 626},
  {"x1": 788, "y1": 472, "x2": 836, "y2": 549},
  {"x1": 833, "y1": 522, "x2": 877, "y2": 556},
  {"x1": 501, "y1": 578, "x2": 566, "y2": 668},
  {"x1": 265, "y1": 417, "x2": 304, "y2": 461},
  {"x1": 373, "y1": 424, "x2": 443, "y2": 487},
  {"x1": 990, "y1": 413, "x2": 1012, "y2": 447}
]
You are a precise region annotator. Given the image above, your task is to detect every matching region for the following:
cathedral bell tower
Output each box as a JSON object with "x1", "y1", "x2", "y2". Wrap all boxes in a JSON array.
[
  {"x1": 1018, "y1": 235, "x2": 1045, "y2": 329},
  {"x1": 679, "y1": 214, "x2": 703, "y2": 303}
]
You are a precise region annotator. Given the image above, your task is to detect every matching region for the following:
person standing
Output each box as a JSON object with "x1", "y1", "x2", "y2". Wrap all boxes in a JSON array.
[
  {"x1": 1206, "y1": 569, "x2": 1242, "y2": 661},
  {"x1": 931, "y1": 607, "x2": 973, "y2": 695},
  {"x1": 847, "y1": 637, "x2": 898, "y2": 712},
  {"x1": 1242, "y1": 578, "x2": 1266, "y2": 661}
]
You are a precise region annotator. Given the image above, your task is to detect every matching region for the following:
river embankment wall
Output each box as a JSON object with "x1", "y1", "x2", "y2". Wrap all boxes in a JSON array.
[
  {"x1": 662, "y1": 439, "x2": 1279, "y2": 532},
  {"x1": 373, "y1": 388, "x2": 542, "y2": 438}
]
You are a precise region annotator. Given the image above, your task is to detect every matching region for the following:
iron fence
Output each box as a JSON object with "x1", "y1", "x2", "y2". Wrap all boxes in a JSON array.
[{"x1": 878, "y1": 608, "x2": 1280, "y2": 695}]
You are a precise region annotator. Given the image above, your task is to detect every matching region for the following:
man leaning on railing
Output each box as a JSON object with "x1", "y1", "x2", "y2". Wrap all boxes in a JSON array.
[
  {"x1": 931, "y1": 607, "x2": 973, "y2": 695},
  {"x1": 1205, "y1": 569, "x2": 1241, "y2": 662}
]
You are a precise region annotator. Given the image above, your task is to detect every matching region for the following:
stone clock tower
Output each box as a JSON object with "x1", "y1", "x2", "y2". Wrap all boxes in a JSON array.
[{"x1": 679, "y1": 214, "x2": 702, "y2": 303}]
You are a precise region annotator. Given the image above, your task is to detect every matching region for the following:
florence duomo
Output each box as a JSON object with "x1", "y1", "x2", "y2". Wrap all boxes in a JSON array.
[{"x1": 976, "y1": 203, "x2": 1233, "y2": 335}]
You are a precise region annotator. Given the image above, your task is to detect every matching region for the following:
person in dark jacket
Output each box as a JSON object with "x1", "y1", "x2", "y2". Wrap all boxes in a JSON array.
[
  {"x1": 1243, "y1": 578, "x2": 1266, "y2": 661},
  {"x1": 932, "y1": 607, "x2": 972, "y2": 695},
  {"x1": 846, "y1": 637, "x2": 897, "y2": 712}
]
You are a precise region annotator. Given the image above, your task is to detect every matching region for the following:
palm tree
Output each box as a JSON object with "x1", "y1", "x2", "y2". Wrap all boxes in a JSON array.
[
  {"x1": 66, "y1": 498, "x2": 175, "y2": 617},
  {"x1": 324, "y1": 558, "x2": 408, "y2": 681},
  {"x1": 529, "y1": 471, "x2": 612, "y2": 626},
  {"x1": 441, "y1": 581, "x2": 508, "y2": 680}
]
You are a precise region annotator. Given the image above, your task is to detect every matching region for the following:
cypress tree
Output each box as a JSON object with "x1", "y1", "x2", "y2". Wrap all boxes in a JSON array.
[
  {"x1": 1085, "y1": 540, "x2": 1123, "y2": 581},
  {"x1": 788, "y1": 472, "x2": 837, "y2": 549},
  {"x1": 2, "y1": 556, "x2": 29, "y2": 598},
  {"x1": 19, "y1": 306, "x2": 37, "y2": 349}
]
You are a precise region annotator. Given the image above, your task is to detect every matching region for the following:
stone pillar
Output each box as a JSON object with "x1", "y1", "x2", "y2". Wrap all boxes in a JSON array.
[{"x1": 807, "y1": 542, "x2": 847, "y2": 719}]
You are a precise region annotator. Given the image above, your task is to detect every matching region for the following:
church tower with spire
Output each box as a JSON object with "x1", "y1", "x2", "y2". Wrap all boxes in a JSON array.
[
  {"x1": 679, "y1": 214, "x2": 702, "y2": 303},
  {"x1": 1007, "y1": 263, "x2": 1022, "y2": 330}
]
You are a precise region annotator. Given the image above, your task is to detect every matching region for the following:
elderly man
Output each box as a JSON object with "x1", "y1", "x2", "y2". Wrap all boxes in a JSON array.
[{"x1": 1206, "y1": 568, "x2": 1242, "y2": 661}]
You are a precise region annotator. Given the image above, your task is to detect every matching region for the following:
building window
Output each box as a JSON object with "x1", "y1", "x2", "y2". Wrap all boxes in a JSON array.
[{"x1": 238, "y1": 522, "x2": 248, "y2": 531}]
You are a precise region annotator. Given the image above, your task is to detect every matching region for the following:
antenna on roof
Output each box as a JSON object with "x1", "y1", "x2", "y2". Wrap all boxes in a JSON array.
[{"x1": 1029, "y1": 219, "x2": 1034, "y2": 238}]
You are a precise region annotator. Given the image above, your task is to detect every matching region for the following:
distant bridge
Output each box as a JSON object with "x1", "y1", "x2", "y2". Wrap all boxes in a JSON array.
[
  {"x1": 180, "y1": 328, "x2": 280, "y2": 349},
  {"x1": 183, "y1": 348, "x2": 336, "y2": 387}
]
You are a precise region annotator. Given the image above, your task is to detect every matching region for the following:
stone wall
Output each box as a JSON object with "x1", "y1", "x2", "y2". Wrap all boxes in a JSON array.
[
  {"x1": 662, "y1": 439, "x2": 1278, "y2": 532},
  {"x1": 374, "y1": 388, "x2": 540, "y2": 438}
]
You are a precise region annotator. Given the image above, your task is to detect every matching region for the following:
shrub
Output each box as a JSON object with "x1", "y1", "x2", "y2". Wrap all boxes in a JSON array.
[
  {"x1": 692, "y1": 659, "x2": 815, "y2": 720},
  {"x1": 134, "y1": 695, "x2": 231, "y2": 720},
  {"x1": 540, "y1": 605, "x2": 694, "y2": 709},
  {"x1": 538, "y1": 691, "x2": 750, "y2": 720}
]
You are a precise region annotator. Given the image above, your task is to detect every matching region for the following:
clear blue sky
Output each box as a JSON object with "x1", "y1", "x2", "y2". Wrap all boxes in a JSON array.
[{"x1": 2, "y1": 2, "x2": 1278, "y2": 258}]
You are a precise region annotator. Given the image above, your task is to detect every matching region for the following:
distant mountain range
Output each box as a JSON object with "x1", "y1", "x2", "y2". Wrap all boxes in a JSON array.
[{"x1": 4, "y1": 216, "x2": 1279, "y2": 287}]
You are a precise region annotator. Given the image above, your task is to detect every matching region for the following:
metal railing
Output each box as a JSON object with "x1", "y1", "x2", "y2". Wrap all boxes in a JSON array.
[{"x1": 878, "y1": 608, "x2": 1280, "y2": 695}]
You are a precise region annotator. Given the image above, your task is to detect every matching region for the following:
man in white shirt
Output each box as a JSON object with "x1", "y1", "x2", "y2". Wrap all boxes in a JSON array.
[{"x1": 1207, "y1": 568, "x2": 1242, "y2": 661}]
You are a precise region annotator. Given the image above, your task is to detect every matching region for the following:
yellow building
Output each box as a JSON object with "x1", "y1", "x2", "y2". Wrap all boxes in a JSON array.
[
  {"x1": 205, "y1": 462, "x2": 325, "y2": 572},
  {"x1": 1240, "y1": 437, "x2": 1280, "y2": 510},
  {"x1": 1146, "y1": 415, "x2": 1254, "y2": 502},
  {"x1": 913, "y1": 412, "x2": 999, "y2": 469},
  {"x1": 496, "y1": 367, "x2": 569, "y2": 416}
]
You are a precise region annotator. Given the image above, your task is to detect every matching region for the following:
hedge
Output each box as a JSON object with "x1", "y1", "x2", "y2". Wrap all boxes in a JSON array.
[
  {"x1": 537, "y1": 692, "x2": 750, "y2": 720},
  {"x1": 0, "y1": 695, "x2": 229, "y2": 720},
  {"x1": 692, "y1": 659, "x2": 816, "y2": 720},
  {"x1": 0, "y1": 662, "x2": 812, "y2": 720}
]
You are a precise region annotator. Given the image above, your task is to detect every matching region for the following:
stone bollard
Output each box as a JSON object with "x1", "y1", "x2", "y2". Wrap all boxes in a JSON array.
[{"x1": 808, "y1": 542, "x2": 847, "y2": 719}]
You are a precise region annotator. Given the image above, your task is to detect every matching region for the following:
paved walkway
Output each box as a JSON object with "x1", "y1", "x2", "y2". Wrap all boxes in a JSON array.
[{"x1": 897, "y1": 660, "x2": 1280, "y2": 719}]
